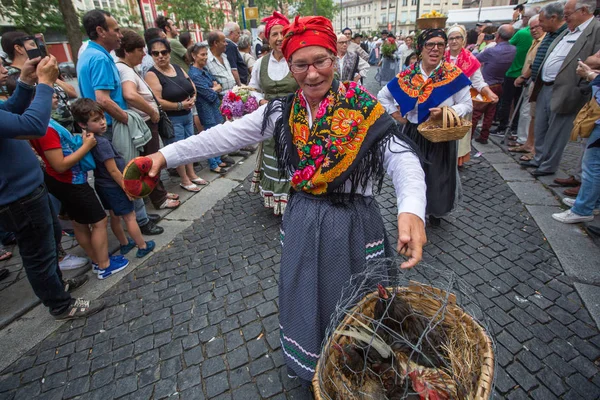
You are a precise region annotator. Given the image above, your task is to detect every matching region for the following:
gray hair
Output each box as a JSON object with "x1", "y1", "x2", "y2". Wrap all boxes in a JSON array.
[
  {"x1": 524, "y1": 8, "x2": 538, "y2": 18},
  {"x1": 223, "y1": 22, "x2": 239, "y2": 37},
  {"x1": 541, "y1": 2, "x2": 564, "y2": 19},
  {"x1": 257, "y1": 25, "x2": 265, "y2": 35},
  {"x1": 529, "y1": 14, "x2": 540, "y2": 24},
  {"x1": 575, "y1": 0, "x2": 596, "y2": 14},
  {"x1": 238, "y1": 34, "x2": 252, "y2": 50},
  {"x1": 497, "y1": 25, "x2": 515, "y2": 41}
]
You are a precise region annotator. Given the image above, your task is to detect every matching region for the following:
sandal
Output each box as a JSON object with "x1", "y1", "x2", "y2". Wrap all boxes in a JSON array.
[
  {"x1": 0, "y1": 249, "x2": 12, "y2": 261},
  {"x1": 520, "y1": 153, "x2": 534, "y2": 162},
  {"x1": 158, "y1": 199, "x2": 181, "y2": 209},
  {"x1": 508, "y1": 145, "x2": 530, "y2": 153},
  {"x1": 166, "y1": 193, "x2": 179, "y2": 200},
  {"x1": 180, "y1": 183, "x2": 201, "y2": 192},
  {"x1": 210, "y1": 167, "x2": 228, "y2": 175},
  {"x1": 191, "y1": 178, "x2": 209, "y2": 186}
]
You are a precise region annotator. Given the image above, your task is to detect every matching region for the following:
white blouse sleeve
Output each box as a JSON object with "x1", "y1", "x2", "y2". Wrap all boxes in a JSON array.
[
  {"x1": 358, "y1": 57, "x2": 370, "y2": 78},
  {"x1": 160, "y1": 104, "x2": 277, "y2": 168},
  {"x1": 248, "y1": 57, "x2": 264, "y2": 101},
  {"x1": 470, "y1": 68, "x2": 488, "y2": 92},
  {"x1": 450, "y1": 86, "x2": 473, "y2": 117},
  {"x1": 377, "y1": 85, "x2": 400, "y2": 116},
  {"x1": 383, "y1": 138, "x2": 427, "y2": 222}
]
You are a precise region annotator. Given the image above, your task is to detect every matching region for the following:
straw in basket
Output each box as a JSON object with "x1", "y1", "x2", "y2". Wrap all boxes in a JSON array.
[{"x1": 418, "y1": 106, "x2": 472, "y2": 143}]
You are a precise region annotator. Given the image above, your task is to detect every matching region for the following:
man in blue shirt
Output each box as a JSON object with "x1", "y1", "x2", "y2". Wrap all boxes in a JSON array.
[
  {"x1": 0, "y1": 56, "x2": 104, "y2": 320},
  {"x1": 77, "y1": 9, "x2": 128, "y2": 141}
]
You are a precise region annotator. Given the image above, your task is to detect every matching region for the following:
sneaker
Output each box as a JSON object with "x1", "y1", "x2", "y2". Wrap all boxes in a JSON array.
[
  {"x1": 120, "y1": 238, "x2": 136, "y2": 255},
  {"x1": 136, "y1": 240, "x2": 155, "y2": 258},
  {"x1": 97, "y1": 257, "x2": 130, "y2": 280},
  {"x1": 59, "y1": 254, "x2": 90, "y2": 271},
  {"x1": 63, "y1": 275, "x2": 89, "y2": 292},
  {"x1": 140, "y1": 221, "x2": 164, "y2": 235},
  {"x1": 552, "y1": 209, "x2": 594, "y2": 224},
  {"x1": 54, "y1": 298, "x2": 105, "y2": 320},
  {"x1": 92, "y1": 255, "x2": 127, "y2": 274},
  {"x1": 562, "y1": 198, "x2": 600, "y2": 215}
]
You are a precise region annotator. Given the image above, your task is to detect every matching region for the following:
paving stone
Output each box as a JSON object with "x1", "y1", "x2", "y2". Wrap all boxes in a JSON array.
[
  {"x1": 206, "y1": 337, "x2": 225, "y2": 358},
  {"x1": 62, "y1": 376, "x2": 90, "y2": 398},
  {"x1": 183, "y1": 345, "x2": 204, "y2": 367},
  {"x1": 138, "y1": 365, "x2": 160, "y2": 388},
  {"x1": 204, "y1": 371, "x2": 229, "y2": 398},
  {"x1": 160, "y1": 356, "x2": 183, "y2": 379},
  {"x1": 201, "y1": 356, "x2": 226, "y2": 378},
  {"x1": 154, "y1": 377, "x2": 177, "y2": 399},
  {"x1": 177, "y1": 365, "x2": 201, "y2": 392},
  {"x1": 229, "y1": 366, "x2": 252, "y2": 389},
  {"x1": 226, "y1": 347, "x2": 249, "y2": 370},
  {"x1": 256, "y1": 370, "x2": 283, "y2": 398}
]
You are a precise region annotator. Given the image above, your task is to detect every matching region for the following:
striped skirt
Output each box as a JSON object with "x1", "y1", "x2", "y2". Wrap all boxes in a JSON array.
[
  {"x1": 250, "y1": 137, "x2": 291, "y2": 216},
  {"x1": 278, "y1": 191, "x2": 392, "y2": 382}
]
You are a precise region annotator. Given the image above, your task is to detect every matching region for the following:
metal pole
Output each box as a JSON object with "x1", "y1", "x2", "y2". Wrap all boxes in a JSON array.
[
  {"x1": 340, "y1": 0, "x2": 343, "y2": 32},
  {"x1": 249, "y1": 0, "x2": 257, "y2": 28},
  {"x1": 415, "y1": 0, "x2": 420, "y2": 30},
  {"x1": 394, "y1": 0, "x2": 399, "y2": 34},
  {"x1": 137, "y1": 0, "x2": 146, "y2": 29},
  {"x1": 477, "y1": 0, "x2": 483, "y2": 23}
]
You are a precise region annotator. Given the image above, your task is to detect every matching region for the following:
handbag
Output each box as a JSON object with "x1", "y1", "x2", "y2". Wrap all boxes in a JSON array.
[
  {"x1": 117, "y1": 61, "x2": 175, "y2": 141},
  {"x1": 49, "y1": 119, "x2": 96, "y2": 172},
  {"x1": 571, "y1": 97, "x2": 600, "y2": 141}
]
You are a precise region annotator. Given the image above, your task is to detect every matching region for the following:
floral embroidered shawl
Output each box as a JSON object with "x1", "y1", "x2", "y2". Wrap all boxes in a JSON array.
[
  {"x1": 445, "y1": 47, "x2": 480, "y2": 78},
  {"x1": 264, "y1": 80, "x2": 415, "y2": 196},
  {"x1": 386, "y1": 61, "x2": 471, "y2": 124}
]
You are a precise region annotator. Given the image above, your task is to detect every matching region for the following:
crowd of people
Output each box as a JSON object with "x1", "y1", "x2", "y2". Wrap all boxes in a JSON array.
[{"x1": 0, "y1": 0, "x2": 599, "y2": 387}]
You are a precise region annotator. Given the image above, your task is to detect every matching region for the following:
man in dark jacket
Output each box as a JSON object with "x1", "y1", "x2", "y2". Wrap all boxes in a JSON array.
[{"x1": 0, "y1": 55, "x2": 104, "y2": 320}]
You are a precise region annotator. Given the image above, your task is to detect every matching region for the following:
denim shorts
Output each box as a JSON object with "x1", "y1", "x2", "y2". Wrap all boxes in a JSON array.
[
  {"x1": 168, "y1": 112, "x2": 194, "y2": 144},
  {"x1": 95, "y1": 185, "x2": 134, "y2": 217}
]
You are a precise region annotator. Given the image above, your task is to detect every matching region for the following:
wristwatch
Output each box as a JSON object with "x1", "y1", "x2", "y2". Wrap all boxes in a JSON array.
[{"x1": 177, "y1": 101, "x2": 183, "y2": 111}]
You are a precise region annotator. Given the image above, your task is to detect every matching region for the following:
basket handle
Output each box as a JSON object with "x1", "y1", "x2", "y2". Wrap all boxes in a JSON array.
[{"x1": 442, "y1": 107, "x2": 461, "y2": 128}]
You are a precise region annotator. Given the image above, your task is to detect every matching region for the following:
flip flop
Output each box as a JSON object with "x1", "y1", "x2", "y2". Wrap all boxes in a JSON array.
[
  {"x1": 0, "y1": 249, "x2": 12, "y2": 261},
  {"x1": 520, "y1": 153, "x2": 534, "y2": 162},
  {"x1": 191, "y1": 178, "x2": 209, "y2": 186},
  {"x1": 180, "y1": 183, "x2": 201, "y2": 192},
  {"x1": 167, "y1": 193, "x2": 179, "y2": 200},
  {"x1": 508, "y1": 145, "x2": 530, "y2": 153},
  {"x1": 158, "y1": 199, "x2": 181, "y2": 209}
]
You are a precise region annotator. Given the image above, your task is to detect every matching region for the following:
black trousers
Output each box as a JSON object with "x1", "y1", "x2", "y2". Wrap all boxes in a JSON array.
[{"x1": 497, "y1": 77, "x2": 523, "y2": 131}]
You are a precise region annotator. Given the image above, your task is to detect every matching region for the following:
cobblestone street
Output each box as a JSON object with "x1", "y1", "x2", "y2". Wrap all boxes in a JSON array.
[{"x1": 0, "y1": 146, "x2": 599, "y2": 399}]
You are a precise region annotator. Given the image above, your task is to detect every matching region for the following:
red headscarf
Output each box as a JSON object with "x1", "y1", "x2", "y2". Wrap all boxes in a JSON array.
[
  {"x1": 281, "y1": 15, "x2": 337, "y2": 60},
  {"x1": 261, "y1": 11, "x2": 290, "y2": 39}
]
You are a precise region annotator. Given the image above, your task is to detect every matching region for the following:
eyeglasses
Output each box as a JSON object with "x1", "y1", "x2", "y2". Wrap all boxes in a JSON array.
[
  {"x1": 338, "y1": 41, "x2": 349, "y2": 45},
  {"x1": 424, "y1": 42, "x2": 446, "y2": 50},
  {"x1": 289, "y1": 57, "x2": 334, "y2": 73},
  {"x1": 448, "y1": 36, "x2": 463, "y2": 42},
  {"x1": 564, "y1": 6, "x2": 583, "y2": 18},
  {"x1": 151, "y1": 50, "x2": 170, "y2": 57}
]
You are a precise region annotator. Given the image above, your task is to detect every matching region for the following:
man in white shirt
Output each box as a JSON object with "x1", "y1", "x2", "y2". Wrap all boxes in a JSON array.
[
  {"x1": 525, "y1": 0, "x2": 600, "y2": 178},
  {"x1": 252, "y1": 25, "x2": 266, "y2": 58},
  {"x1": 206, "y1": 31, "x2": 236, "y2": 92}
]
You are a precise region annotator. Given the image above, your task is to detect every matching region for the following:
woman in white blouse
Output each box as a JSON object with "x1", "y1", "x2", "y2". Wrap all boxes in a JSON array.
[
  {"x1": 378, "y1": 29, "x2": 473, "y2": 227},
  {"x1": 147, "y1": 15, "x2": 427, "y2": 386},
  {"x1": 445, "y1": 25, "x2": 498, "y2": 167}
]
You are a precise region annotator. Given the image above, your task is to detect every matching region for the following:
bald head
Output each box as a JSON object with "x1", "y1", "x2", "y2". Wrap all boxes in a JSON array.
[{"x1": 497, "y1": 24, "x2": 515, "y2": 42}]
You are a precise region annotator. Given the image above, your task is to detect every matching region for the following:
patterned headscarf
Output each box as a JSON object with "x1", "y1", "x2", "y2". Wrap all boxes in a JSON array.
[
  {"x1": 281, "y1": 15, "x2": 337, "y2": 60},
  {"x1": 416, "y1": 28, "x2": 447, "y2": 55},
  {"x1": 446, "y1": 24, "x2": 467, "y2": 41},
  {"x1": 261, "y1": 11, "x2": 290, "y2": 39}
]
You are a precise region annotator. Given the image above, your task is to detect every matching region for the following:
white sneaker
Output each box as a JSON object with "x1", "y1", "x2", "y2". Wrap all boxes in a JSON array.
[
  {"x1": 59, "y1": 254, "x2": 90, "y2": 271},
  {"x1": 552, "y1": 209, "x2": 594, "y2": 224},
  {"x1": 561, "y1": 198, "x2": 600, "y2": 215}
]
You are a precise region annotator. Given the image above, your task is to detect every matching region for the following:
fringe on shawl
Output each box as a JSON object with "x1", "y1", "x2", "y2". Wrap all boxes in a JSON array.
[{"x1": 262, "y1": 97, "x2": 424, "y2": 203}]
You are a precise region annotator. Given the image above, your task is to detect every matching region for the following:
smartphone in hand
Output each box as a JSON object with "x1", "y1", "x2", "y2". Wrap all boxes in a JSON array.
[{"x1": 25, "y1": 36, "x2": 48, "y2": 60}]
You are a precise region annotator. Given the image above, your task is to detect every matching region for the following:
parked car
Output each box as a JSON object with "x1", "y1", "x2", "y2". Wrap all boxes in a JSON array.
[{"x1": 58, "y1": 62, "x2": 77, "y2": 79}]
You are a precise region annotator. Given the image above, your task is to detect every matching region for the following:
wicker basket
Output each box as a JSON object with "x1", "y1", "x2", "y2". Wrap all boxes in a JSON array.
[
  {"x1": 417, "y1": 106, "x2": 472, "y2": 143},
  {"x1": 470, "y1": 88, "x2": 491, "y2": 106},
  {"x1": 313, "y1": 282, "x2": 495, "y2": 400},
  {"x1": 416, "y1": 17, "x2": 448, "y2": 30}
]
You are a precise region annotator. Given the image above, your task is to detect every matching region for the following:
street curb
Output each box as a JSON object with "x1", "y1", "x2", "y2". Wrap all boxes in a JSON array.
[
  {"x1": 0, "y1": 159, "x2": 256, "y2": 374},
  {"x1": 472, "y1": 139, "x2": 600, "y2": 330}
]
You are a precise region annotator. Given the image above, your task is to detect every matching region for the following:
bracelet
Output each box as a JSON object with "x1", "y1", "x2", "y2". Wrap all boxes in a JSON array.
[{"x1": 177, "y1": 102, "x2": 183, "y2": 111}]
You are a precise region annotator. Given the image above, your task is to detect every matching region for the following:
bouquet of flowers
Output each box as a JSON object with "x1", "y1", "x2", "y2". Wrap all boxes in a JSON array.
[
  {"x1": 381, "y1": 37, "x2": 398, "y2": 59},
  {"x1": 220, "y1": 86, "x2": 259, "y2": 121}
]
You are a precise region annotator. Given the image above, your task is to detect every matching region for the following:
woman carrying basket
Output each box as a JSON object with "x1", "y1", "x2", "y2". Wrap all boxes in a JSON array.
[
  {"x1": 147, "y1": 15, "x2": 427, "y2": 385},
  {"x1": 378, "y1": 29, "x2": 473, "y2": 227}
]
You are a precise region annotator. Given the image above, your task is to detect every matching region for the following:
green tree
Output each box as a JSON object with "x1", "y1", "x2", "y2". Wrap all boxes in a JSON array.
[
  {"x1": 292, "y1": 0, "x2": 338, "y2": 20},
  {"x1": 156, "y1": 0, "x2": 225, "y2": 31},
  {"x1": 0, "y1": 0, "x2": 64, "y2": 34}
]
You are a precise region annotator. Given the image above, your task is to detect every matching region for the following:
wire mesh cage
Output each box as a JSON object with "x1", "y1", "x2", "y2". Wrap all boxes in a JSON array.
[{"x1": 313, "y1": 258, "x2": 496, "y2": 400}]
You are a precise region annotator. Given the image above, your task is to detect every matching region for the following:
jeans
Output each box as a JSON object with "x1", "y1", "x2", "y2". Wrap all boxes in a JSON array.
[
  {"x1": 168, "y1": 112, "x2": 194, "y2": 144},
  {"x1": 571, "y1": 125, "x2": 600, "y2": 216},
  {"x1": 208, "y1": 156, "x2": 223, "y2": 170},
  {"x1": 0, "y1": 185, "x2": 71, "y2": 314},
  {"x1": 134, "y1": 198, "x2": 149, "y2": 227}
]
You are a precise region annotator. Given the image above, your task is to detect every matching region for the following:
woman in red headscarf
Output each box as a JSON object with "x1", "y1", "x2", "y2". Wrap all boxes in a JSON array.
[
  {"x1": 147, "y1": 15, "x2": 427, "y2": 385},
  {"x1": 248, "y1": 11, "x2": 298, "y2": 216}
]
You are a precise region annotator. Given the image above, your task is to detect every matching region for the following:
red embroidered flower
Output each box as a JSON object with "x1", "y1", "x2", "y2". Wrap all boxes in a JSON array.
[
  {"x1": 315, "y1": 155, "x2": 325, "y2": 168},
  {"x1": 345, "y1": 89, "x2": 355, "y2": 99},
  {"x1": 291, "y1": 171, "x2": 303, "y2": 185},
  {"x1": 309, "y1": 144, "x2": 323, "y2": 159},
  {"x1": 301, "y1": 165, "x2": 316, "y2": 181},
  {"x1": 315, "y1": 99, "x2": 329, "y2": 119}
]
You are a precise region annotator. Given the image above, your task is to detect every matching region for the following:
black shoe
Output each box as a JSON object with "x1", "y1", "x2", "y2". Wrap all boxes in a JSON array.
[
  {"x1": 140, "y1": 221, "x2": 164, "y2": 235},
  {"x1": 147, "y1": 214, "x2": 160, "y2": 224},
  {"x1": 54, "y1": 298, "x2": 105, "y2": 321},
  {"x1": 0, "y1": 268, "x2": 9, "y2": 281},
  {"x1": 531, "y1": 169, "x2": 554, "y2": 177},
  {"x1": 2, "y1": 234, "x2": 16, "y2": 246},
  {"x1": 520, "y1": 160, "x2": 538, "y2": 168},
  {"x1": 167, "y1": 168, "x2": 179, "y2": 177},
  {"x1": 490, "y1": 127, "x2": 506, "y2": 136},
  {"x1": 221, "y1": 156, "x2": 235, "y2": 166},
  {"x1": 429, "y1": 216, "x2": 441, "y2": 227},
  {"x1": 474, "y1": 137, "x2": 488, "y2": 144},
  {"x1": 229, "y1": 150, "x2": 251, "y2": 158},
  {"x1": 242, "y1": 145, "x2": 256, "y2": 153},
  {"x1": 63, "y1": 275, "x2": 89, "y2": 292}
]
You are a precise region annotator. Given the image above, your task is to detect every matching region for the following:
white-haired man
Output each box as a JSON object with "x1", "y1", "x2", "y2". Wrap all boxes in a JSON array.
[
  {"x1": 253, "y1": 25, "x2": 266, "y2": 58},
  {"x1": 223, "y1": 22, "x2": 249, "y2": 85}
]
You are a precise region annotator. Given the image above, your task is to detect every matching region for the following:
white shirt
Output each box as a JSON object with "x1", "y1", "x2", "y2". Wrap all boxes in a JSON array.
[
  {"x1": 116, "y1": 62, "x2": 158, "y2": 121},
  {"x1": 541, "y1": 17, "x2": 593, "y2": 82},
  {"x1": 249, "y1": 52, "x2": 291, "y2": 101},
  {"x1": 206, "y1": 50, "x2": 236, "y2": 91},
  {"x1": 377, "y1": 62, "x2": 473, "y2": 123},
  {"x1": 160, "y1": 102, "x2": 427, "y2": 222},
  {"x1": 448, "y1": 55, "x2": 488, "y2": 92}
]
